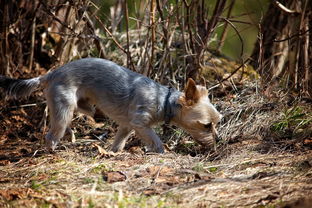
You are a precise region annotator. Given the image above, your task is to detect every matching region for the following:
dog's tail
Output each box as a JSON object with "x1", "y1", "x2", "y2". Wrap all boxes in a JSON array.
[{"x1": 0, "y1": 75, "x2": 41, "y2": 99}]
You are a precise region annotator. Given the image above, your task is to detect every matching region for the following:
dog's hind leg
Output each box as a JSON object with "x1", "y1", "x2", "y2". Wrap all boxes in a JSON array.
[
  {"x1": 45, "y1": 89, "x2": 76, "y2": 151},
  {"x1": 111, "y1": 126, "x2": 133, "y2": 152}
]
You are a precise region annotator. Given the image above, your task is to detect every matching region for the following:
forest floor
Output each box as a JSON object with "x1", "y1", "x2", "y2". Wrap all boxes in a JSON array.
[{"x1": 0, "y1": 81, "x2": 312, "y2": 208}]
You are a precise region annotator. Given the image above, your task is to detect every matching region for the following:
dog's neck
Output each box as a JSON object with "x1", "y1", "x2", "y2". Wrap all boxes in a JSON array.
[
  {"x1": 164, "y1": 87, "x2": 174, "y2": 124},
  {"x1": 161, "y1": 87, "x2": 181, "y2": 125}
]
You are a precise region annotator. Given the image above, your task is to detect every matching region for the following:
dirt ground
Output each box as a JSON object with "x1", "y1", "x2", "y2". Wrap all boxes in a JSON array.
[{"x1": 1, "y1": 85, "x2": 312, "y2": 208}]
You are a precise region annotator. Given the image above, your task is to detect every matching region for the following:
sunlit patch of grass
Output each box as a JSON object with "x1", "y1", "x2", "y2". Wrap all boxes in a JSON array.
[
  {"x1": 109, "y1": 191, "x2": 179, "y2": 208},
  {"x1": 207, "y1": 166, "x2": 218, "y2": 173},
  {"x1": 30, "y1": 175, "x2": 60, "y2": 191},
  {"x1": 192, "y1": 163, "x2": 205, "y2": 172},
  {"x1": 272, "y1": 106, "x2": 312, "y2": 133},
  {"x1": 192, "y1": 163, "x2": 218, "y2": 173},
  {"x1": 83, "y1": 177, "x2": 96, "y2": 184},
  {"x1": 30, "y1": 180, "x2": 42, "y2": 190},
  {"x1": 90, "y1": 163, "x2": 111, "y2": 174},
  {"x1": 87, "y1": 198, "x2": 95, "y2": 208}
]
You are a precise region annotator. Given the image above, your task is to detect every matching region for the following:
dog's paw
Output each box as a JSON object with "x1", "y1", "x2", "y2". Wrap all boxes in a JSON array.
[
  {"x1": 110, "y1": 145, "x2": 123, "y2": 153},
  {"x1": 145, "y1": 144, "x2": 164, "y2": 154},
  {"x1": 155, "y1": 147, "x2": 165, "y2": 153},
  {"x1": 45, "y1": 138, "x2": 60, "y2": 152}
]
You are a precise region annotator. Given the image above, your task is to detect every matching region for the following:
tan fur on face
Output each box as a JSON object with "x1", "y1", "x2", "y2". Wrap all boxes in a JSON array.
[{"x1": 174, "y1": 78, "x2": 222, "y2": 147}]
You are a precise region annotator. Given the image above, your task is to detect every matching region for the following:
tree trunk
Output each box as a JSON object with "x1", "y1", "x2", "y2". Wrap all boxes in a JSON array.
[{"x1": 251, "y1": 0, "x2": 311, "y2": 97}]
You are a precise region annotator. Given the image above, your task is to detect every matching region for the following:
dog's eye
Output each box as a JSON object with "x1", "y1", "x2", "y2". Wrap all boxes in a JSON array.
[
  {"x1": 204, "y1": 123, "x2": 212, "y2": 129},
  {"x1": 175, "y1": 103, "x2": 182, "y2": 108}
]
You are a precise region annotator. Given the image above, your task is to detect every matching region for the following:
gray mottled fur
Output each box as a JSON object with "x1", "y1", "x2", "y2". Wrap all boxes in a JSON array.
[{"x1": 0, "y1": 58, "x2": 222, "y2": 153}]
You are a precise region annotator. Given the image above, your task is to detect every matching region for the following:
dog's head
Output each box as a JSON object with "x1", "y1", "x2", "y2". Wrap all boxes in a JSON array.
[{"x1": 174, "y1": 78, "x2": 222, "y2": 148}]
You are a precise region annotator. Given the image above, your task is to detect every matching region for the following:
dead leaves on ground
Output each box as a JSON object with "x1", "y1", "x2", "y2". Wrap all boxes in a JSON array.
[
  {"x1": 0, "y1": 188, "x2": 33, "y2": 201},
  {"x1": 103, "y1": 171, "x2": 127, "y2": 183},
  {"x1": 92, "y1": 143, "x2": 116, "y2": 158}
]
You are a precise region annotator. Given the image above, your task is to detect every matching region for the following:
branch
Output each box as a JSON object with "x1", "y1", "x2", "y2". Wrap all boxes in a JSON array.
[
  {"x1": 208, "y1": 58, "x2": 251, "y2": 91},
  {"x1": 94, "y1": 15, "x2": 127, "y2": 54},
  {"x1": 273, "y1": 1, "x2": 300, "y2": 15},
  {"x1": 220, "y1": 17, "x2": 244, "y2": 58},
  {"x1": 39, "y1": 0, "x2": 75, "y2": 33},
  {"x1": 272, "y1": 29, "x2": 311, "y2": 43},
  {"x1": 123, "y1": 0, "x2": 135, "y2": 70}
]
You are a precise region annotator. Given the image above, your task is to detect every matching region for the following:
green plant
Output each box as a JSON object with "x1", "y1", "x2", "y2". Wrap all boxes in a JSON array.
[
  {"x1": 192, "y1": 163, "x2": 205, "y2": 172},
  {"x1": 30, "y1": 180, "x2": 42, "y2": 190},
  {"x1": 91, "y1": 164, "x2": 110, "y2": 174},
  {"x1": 272, "y1": 106, "x2": 312, "y2": 132}
]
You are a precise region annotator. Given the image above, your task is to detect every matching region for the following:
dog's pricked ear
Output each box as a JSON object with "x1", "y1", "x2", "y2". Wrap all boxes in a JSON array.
[{"x1": 184, "y1": 78, "x2": 200, "y2": 105}]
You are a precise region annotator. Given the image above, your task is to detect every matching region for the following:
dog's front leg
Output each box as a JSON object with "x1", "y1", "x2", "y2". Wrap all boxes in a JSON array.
[
  {"x1": 135, "y1": 127, "x2": 164, "y2": 153},
  {"x1": 129, "y1": 110, "x2": 164, "y2": 153},
  {"x1": 111, "y1": 126, "x2": 133, "y2": 152}
]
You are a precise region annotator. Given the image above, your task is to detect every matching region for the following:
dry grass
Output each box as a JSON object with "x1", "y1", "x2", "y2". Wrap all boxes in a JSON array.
[
  {"x1": 1, "y1": 1, "x2": 311, "y2": 207},
  {"x1": 1, "y1": 82, "x2": 312, "y2": 207},
  {"x1": 1, "y1": 143, "x2": 311, "y2": 207}
]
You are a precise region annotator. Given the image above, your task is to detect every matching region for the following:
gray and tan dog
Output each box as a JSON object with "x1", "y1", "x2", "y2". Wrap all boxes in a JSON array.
[{"x1": 0, "y1": 58, "x2": 222, "y2": 153}]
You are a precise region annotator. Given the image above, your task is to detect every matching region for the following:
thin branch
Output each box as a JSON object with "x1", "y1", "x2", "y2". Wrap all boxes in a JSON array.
[
  {"x1": 218, "y1": 0, "x2": 235, "y2": 51},
  {"x1": 272, "y1": 29, "x2": 311, "y2": 43},
  {"x1": 124, "y1": 0, "x2": 134, "y2": 70},
  {"x1": 221, "y1": 58, "x2": 250, "y2": 83},
  {"x1": 39, "y1": 0, "x2": 75, "y2": 33},
  {"x1": 94, "y1": 15, "x2": 127, "y2": 54},
  {"x1": 29, "y1": 17, "x2": 36, "y2": 71},
  {"x1": 156, "y1": 0, "x2": 168, "y2": 44},
  {"x1": 273, "y1": 0, "x2": 300, "y2": 15},
  {"x1": 84, "y1": 13, "x2": 106, "y2": 58},
  {"x1": 220, "y1": 17, "x2": 244, "y2": 58},
  {"x1": 209, "y1": 58, "x2": 251, "y2": 91},
  {"x1": 148, "y1": 0, "x2": 156, "y2": 76}
]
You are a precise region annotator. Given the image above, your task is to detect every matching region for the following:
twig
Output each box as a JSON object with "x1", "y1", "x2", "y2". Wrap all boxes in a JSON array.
[
  {"x1": 155, "y1": 0, "x2": 168, "y2": 43},
  {"x1": 273, "y1": 0, "x2": 300, "y2": 14},
  {"x1": 218, "y1": 0, "x2": 235, "y2": 51},
  {"x1": 39, "y1": 0, "x2": 75, "y2": 33},
  {"x1": 208, "y1": 58, "x2": 251, "y2": 91},
  {"x1": 152, "y1": 165, "x2": 163, "y2": 184},
  {"x1": 29, "y1": 17, "x2": 36, "y2": 70},
  {"x1": 220, "y1": 17, "x2": 244, "y2": 58},
  {"x1": 93, "y1": 134, "x2": 107, "y2": 144},
  {"x1": 148, "y1": 0, "x2": 156, "y2": 76},
  {"x1": 123, "y1": 0, "x2": 135, "y2": 70},
  {"x1": 94, "y1": 15, "x2": 127, "y2": 54},
  {"x1": 84, "y1": 13, "x2": 106, "y2": 58},
  {"x1": 272, "y1": 29, "x2": 311, "y2": 43},
  {"x1": 9, "y1": 101, "x2": 46, "y2": 109}
]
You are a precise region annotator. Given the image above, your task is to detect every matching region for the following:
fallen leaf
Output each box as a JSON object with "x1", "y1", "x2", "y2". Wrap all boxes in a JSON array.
[
  {"x1": 128, "y1": 146, "x2": 144, "y2": 154},
  {"x1": 155, "y1": 176, "x2": 181, "y2": 185},
  {"x1": 92, "y1": 143, "x2": 115, "y2": 158},
  {"x1": 102, "y1": 171, "x2": 127, "y2": 183},
  {"x1": 194, "y1": 173, "x2": 212, "y2": 181},
  {"x1": 0, "y1": 160, "x2": 10, "y2": 166},
  {"x1": 143, "y1": 188, "x2": 161, "y2": 196},
  {"x1": 147, "y1": 166, "x2": 174, "y2": 176},
  {"x1": 0, "y1": 188, "x2": 32, "y2": 200}
]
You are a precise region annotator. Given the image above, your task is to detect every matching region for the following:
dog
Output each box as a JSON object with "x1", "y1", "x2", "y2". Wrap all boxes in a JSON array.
[{"x1": 0, "y1": 58, "x2": 222, "y2": 153}]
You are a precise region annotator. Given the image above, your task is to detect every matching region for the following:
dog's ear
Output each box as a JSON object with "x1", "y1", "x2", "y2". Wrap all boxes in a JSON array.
[{"x1": 184, "y1": 78, "x2": 200, "y2": 105}]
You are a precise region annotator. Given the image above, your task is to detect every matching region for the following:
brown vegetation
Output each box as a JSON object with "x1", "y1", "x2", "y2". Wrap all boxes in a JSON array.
[{"x1": 0, "y1": 0, "x2": 311, "y2": 207}]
